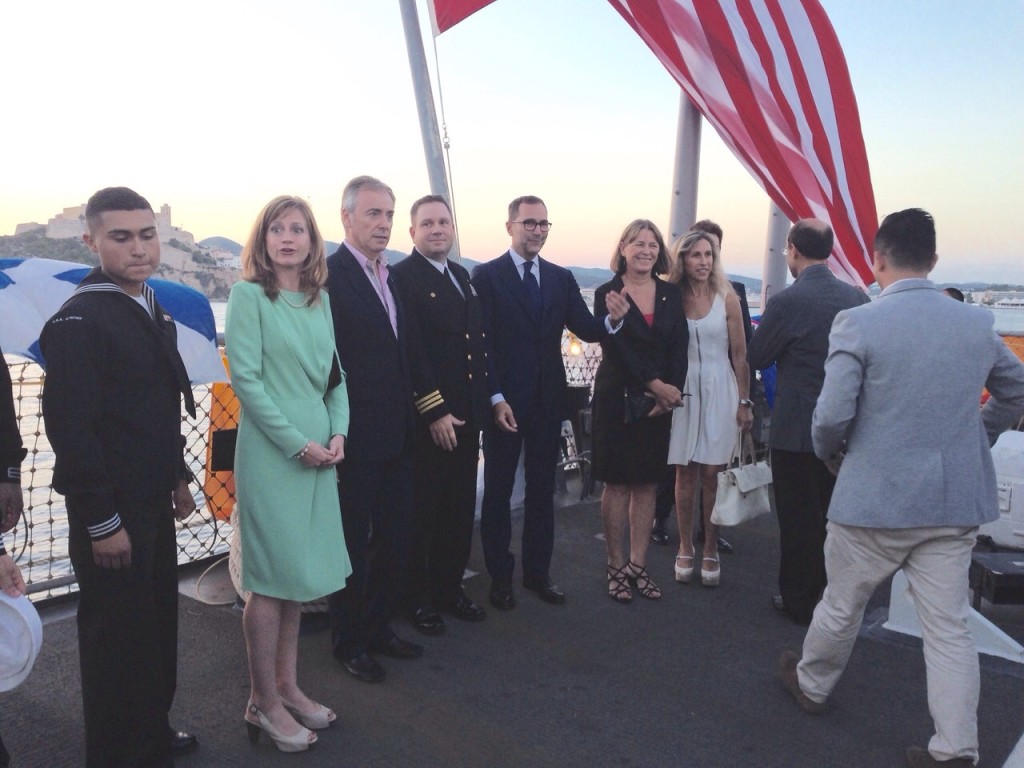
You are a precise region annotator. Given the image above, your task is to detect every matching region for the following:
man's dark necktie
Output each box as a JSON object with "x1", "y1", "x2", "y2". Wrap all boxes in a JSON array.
[
  {"x1": 443, "y1": 266, "x2": 464, "y2": 300},
  {"x1": 523, "y1": 260, "x2": 542, "y2": 318}
]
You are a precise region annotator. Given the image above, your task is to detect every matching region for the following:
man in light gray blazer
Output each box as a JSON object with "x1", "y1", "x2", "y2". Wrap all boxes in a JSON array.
[
  {"x1": 778, "y1": 209, "x2": 1024, "y2": 768},
  {"x1": 747, "y1": 219, "x2": 869, "y2": 625}
]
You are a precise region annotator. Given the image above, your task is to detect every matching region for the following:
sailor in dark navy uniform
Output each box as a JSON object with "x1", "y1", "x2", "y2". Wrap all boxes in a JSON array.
[
  {"x1": 40, "y1": 188, "x2": 198, "y2": 767},
  {"x1": 392, "y1": 195, "x2": 490, "y2": 634}
]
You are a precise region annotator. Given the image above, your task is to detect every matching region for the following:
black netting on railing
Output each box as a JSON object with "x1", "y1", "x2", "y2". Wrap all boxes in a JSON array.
[
  {"x1": 5, "y1": 357, "x2": 234, "y2": 602},
  {"x1": 561, "y1": 332, "x2": 602, "y2": 390},
  {"x1": 6, "y1": 337, "x2": 603, "y2": 603}
]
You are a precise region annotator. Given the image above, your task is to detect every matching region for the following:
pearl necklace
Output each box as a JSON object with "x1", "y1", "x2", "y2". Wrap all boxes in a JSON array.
[{"x1": 280, "y1": 291, "x2": 307, "y2": 309}]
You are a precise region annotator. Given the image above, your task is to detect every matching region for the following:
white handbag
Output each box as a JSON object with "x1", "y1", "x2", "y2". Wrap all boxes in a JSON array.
[{"x1": 710, "y1": 432, "x2": 772, "y2": 527}]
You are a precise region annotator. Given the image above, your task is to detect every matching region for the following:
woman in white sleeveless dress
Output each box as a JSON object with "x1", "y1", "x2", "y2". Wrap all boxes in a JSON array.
[{"x1": 666, "y1": 231, "x2": 753, "y2": 586}]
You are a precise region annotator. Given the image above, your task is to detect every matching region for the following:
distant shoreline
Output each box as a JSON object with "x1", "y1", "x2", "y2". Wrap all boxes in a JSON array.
[{"x1": 209, "y1": 302, "x2": 1024, "y2": 335}]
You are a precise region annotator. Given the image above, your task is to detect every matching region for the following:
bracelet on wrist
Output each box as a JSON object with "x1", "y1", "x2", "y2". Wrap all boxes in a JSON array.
[
  {"x1": 296, "y1": 442, "x2": 311, "y2": 460},
  {"x1": 738, "y1": 398, "x2": 754, "y2": 408}
]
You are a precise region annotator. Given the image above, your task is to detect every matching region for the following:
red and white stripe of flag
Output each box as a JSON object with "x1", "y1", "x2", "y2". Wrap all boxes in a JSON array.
[
  {"x1": 429, "y1": 0, "x2": 877, "y2": 286},
  {"x1": 606, "y1": 0, "x2": 877, "y2": 286}
]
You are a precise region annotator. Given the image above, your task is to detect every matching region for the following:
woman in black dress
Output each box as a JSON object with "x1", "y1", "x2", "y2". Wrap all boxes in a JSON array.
[{"x1": 592, "y1": 220, "x2": 688, "y2": 603}]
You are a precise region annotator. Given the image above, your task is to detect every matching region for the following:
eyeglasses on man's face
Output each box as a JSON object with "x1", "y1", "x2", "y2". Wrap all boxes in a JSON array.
[{"x1": 511, "y1": 219, "x2": 552, "y2": 232}]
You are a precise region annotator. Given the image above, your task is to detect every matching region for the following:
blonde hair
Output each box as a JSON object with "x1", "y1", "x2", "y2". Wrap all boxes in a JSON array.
[
  {"x1": 609, "y1": 219, "x2": 669, "y2": 276},
  {"x1": 241, "y1": 196, "x2": 326, "y2": 306},
  {"x1": 667, "y1": 230, "x2": 734, "y2": 298}
]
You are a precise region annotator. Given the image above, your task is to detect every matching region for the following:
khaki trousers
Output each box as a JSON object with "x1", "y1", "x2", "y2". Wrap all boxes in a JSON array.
[{"x1": 797, "y1": 521, "x2": 979, "y2": 764}]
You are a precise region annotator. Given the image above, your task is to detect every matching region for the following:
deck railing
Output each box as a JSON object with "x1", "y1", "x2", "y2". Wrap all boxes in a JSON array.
[
  {"x1": 7, "y1": 331, "x2": 1022, "y2": 603},
  {"x1": 4, "y1": 333, "x2": 603, "y2": 604},
  {"x1": 6, "y1": 357, "x2": 236, "y2": 601}
]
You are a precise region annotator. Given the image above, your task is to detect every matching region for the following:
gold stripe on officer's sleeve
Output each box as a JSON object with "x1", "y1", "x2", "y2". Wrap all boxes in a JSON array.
[{"x1": 415, "y1": 391, "x2": 444, "y2": 414}]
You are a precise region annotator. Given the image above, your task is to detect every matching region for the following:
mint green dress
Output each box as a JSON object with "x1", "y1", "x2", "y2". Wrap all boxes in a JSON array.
[{"x1": 225, "y1": 281, "x2": 352, "y2": 601}]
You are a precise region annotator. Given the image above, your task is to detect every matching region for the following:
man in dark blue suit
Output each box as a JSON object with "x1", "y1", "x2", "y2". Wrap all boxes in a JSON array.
[
  {"x1": 471, "y1": 196, "x2": 628, "y2": 609},
  {"x1": 325, "y1": 176, "x2": 421, "y2": 683}
]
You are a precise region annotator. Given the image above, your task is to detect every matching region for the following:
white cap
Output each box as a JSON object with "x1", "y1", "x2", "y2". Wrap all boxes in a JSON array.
[{"x1": 0, "y1": 591, "x2": 43, "y2": 691}]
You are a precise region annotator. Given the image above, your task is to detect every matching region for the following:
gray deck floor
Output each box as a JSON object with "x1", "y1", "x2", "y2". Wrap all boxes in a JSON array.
[{"x1": 4, "y1": 491, "x2": 1024, "y2": 768}]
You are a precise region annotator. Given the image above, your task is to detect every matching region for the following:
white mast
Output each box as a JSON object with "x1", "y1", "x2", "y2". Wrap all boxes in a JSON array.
[
  {"x1": 668, "y1": 94, "x2": 701, "y2": 242},
  {"x1": 399, "y1": 0, "x2": 461, "y2": 261},
  {"x1": 762, "y1": 203, "x2": 790, "y2": 307},
  {"x1": 669, "y1": 93, "x2": 789, "y2": 308}
]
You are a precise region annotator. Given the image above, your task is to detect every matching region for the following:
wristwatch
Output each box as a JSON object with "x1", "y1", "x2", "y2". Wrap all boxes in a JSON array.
[{"x1": 738, "y1": 398, "x2": 754, "y2": 408}]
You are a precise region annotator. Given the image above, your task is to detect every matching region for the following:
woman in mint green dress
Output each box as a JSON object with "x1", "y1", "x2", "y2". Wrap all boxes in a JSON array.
[{"x1": 226, "y1": 196, "x2": 351, "y2": 753}]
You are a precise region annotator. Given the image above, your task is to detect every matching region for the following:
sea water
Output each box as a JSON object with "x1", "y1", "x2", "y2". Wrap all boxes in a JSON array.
[{"x1": 990, "y1": 308, "x2": 1024, "y2": 334}]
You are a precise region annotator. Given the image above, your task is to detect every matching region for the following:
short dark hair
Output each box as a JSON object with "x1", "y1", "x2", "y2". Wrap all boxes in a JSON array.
[
  {"x1": 508, "y1": 195, "x2": 545, "y2": 221},
  {"x1": 690, "y1": 219, "x2": 723, "y2": 247},
  {"x1": 85, "y1": 187, "x2": 153, "y2": 234},
  {"x1": 788, "y1": 220, "x2": 834, "y2": 261},
  {"x1": 610, "y1": 219, "x2": 669, "y2": 276},
  {"x1": 943, "y1": 287, "x2": 965, "y2": 302},
  {"x1": 874, "y1": 208, "x2": 936, "y2": 271},
  {"x1": 410, "y1": 194, "x2": 451, "y2": 222}
]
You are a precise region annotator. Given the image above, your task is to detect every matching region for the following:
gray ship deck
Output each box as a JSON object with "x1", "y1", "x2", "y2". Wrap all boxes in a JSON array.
[{"x1": 5, "y1": 491, "x2": 1024, "y2": 768}]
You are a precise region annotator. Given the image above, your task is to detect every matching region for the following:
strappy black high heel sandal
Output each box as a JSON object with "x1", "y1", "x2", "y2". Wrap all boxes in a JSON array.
[
  {"x1": 627, "y1": 561, "x2": 662, "y2": 600},
  {"x1": 606, "y1": 564, "x2": 633, "y2": 604}
]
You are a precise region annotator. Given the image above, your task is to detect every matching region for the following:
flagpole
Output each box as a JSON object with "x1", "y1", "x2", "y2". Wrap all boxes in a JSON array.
[
  {"x1": 667, "y1": 93, "x2": 701, "y2": 243},
  {"x1": 761, "y1": 202, "x2": 790, "y2": 307},
  {"x1": 399, "y1": 0, "x2": 460, "y2": 260}
]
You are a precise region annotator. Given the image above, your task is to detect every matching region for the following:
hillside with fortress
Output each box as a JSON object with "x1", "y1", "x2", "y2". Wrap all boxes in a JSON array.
[{"x1": 3, "y1": 203, "x2": 238, "y2": 299}]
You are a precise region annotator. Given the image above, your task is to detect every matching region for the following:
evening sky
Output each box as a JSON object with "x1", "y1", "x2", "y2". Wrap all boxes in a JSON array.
[{"x1": 2, "y1": 0, "x2": 1021, "y2": 283}]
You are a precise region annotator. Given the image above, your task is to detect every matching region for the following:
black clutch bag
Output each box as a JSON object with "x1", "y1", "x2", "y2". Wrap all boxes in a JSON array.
[
  {"x1": 209, "y1": 428, "x2": 237, "y2": 472},
  {"x1": 211, "y1": 355, "x2": 341, "y2": 473},
  {"x1": 327, "y1": 354, "x2": 342, "y2": 392},
  {"x1": 623, "y1": 388, "x2": 656, "y2": 424}
]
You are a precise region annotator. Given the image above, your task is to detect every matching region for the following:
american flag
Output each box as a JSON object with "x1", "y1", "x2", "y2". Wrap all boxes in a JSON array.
[{"x1": 428, "y1": 0, "x2": 877, "y2": 287}]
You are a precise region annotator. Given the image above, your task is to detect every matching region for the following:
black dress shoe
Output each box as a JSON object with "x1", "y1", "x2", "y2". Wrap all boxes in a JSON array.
[
  {"x1": 338, "y1": 651, "x2": 386, "y2": 683},
  {"x1": 522, "y1": 577, "x2": 566, "y2": 605},
  {"x1": 369, "y1": 633, "x2": 424, "y2": 660},
  {"x1": 409, "y1": 606, "x2": 446, "y2": 635},
  {"x1": 169, "y1": 729, "x2": 198, "y2": 757},
  {"x1": 717, "y1": 535, "x2": 734, "y2": 554},
  {"x1": 772, "y1": 595, "x2": 812, "y2": 626},
  {"x1": 438, "y1": 592, "x2": 487, "y2": 622},
  {"x1": 650, "y1": 519, "x2": 670, "y2": 545},
  {"x1": 489, "y1": 580, "x2": 516, "y2": 610}
]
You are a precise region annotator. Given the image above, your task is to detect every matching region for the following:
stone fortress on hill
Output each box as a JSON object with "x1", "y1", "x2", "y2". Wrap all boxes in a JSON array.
[
  {"x1": 13, "y1": 203, "x2": 239, "y2": 299},
  {"x1": 18, "y1": 203, "x2": 198, "y2": 248}
]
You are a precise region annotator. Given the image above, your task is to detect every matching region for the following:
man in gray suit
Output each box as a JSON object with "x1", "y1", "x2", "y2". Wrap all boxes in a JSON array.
[
  {"x1": 747, "y1": 219, "x2": 869, "y2": 624},
  {"x1": 778, "y1": 209, "x2": 1024, "y2": 768}
]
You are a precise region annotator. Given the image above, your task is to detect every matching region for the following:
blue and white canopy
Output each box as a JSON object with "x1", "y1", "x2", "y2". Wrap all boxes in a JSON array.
[{"x1": 0, "y1": 257, "x2": 227, "y2": 384}]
